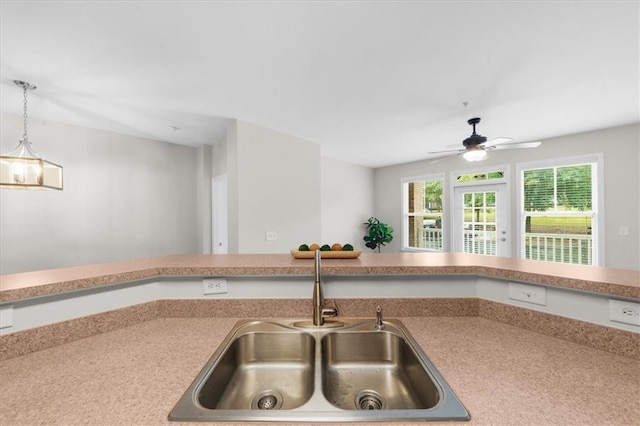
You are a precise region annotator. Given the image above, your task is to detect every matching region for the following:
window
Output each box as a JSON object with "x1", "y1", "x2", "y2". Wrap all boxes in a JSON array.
[
  {"x1": 462, "y1": 190, "x2": 497, "y2": 256},
  {"x1": 518, "y1": 155, "x2": 602, "y2": 266},
  {"x1": 402, "y1": 175, "x2": 444, "y2": 251},
  {"x1": 455, "y1": 170, "x2": 505, "y2": 182}
]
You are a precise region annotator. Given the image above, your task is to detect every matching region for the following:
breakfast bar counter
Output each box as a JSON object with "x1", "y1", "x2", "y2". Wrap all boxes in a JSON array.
[
  {"x1": 2, "y1": 252, "x2": 639, "y2": 302},
  {"x1": 1, "y1": 315, "x2": 638, "y2": 425},
  {"x1": 1, "y1": 253, "x2": 639, "y2": 425}
]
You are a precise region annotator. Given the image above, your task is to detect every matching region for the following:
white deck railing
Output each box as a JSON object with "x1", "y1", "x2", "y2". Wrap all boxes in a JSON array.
[
  {"x1": 463, "y1": 231, "x2": 497, "y2": 256},
  {"x1": 416, "y1": 229, "x2": 592, "y2": 265},
  {"x1": 417, "y1": 228, "x2": 444, "y2": 251},
  {"x1": 524, "y1": 233, "x2": 592, "y2": 265}
]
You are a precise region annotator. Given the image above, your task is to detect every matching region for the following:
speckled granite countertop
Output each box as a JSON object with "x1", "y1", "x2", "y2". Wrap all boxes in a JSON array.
[
  {"x1": 1, "y1": 253, "x2": 639, "y2": 302},
  {"x1": 1, "y1": 316, "x2": 638, "y2": 425}
]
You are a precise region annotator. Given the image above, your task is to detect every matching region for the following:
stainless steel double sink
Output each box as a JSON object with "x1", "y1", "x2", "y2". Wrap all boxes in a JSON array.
[{"x1": 169, "y1": 318, "x2": 470, "y2": 422}]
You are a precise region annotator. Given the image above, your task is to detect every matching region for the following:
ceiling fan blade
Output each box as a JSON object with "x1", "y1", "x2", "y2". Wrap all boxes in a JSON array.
[
  {"x1": 430, "y1": 151, "x2": 463, "y2": 164},
  {"x1": 480, "y1": 137, "x2": 513, "y2": 147},
  {"x1": 430, "y1": 118, "x2": 538, "y2": 163},
  {"x1": 428, "y1": 148, "x2": 464, "y2": 155},
  {"x1": 491, "y1": 141, "x2": 542, "y2": 150},
  {"x1": 444, "y1": 142, "x2": 462, "y2": 148}
]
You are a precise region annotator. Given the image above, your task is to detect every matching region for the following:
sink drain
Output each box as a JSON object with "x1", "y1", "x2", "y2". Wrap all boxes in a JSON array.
[
  {"x1": 356, "y1": 390, "x2": 386, "y2": 410},
  {"x1": 257, "y1": 395, "x2": 278, "y2": 410},
  {"x1": 251, "y1": 390, "x2": 283, "y2": 410}
]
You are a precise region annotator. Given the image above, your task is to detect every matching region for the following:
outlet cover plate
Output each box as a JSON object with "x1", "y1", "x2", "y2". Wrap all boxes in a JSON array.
[
  {"x1": 265, "y1": 231, "x2": 277, "y2": 241},
  {"x1": 203, "y1": 278, "x2": 228, "y2": 295},
  {"x1": 508, "y1": 282, "x2": 546, "y2": 306},
  {"x1": 609, "y1": 299, "x2": 640, "y2": 326}
]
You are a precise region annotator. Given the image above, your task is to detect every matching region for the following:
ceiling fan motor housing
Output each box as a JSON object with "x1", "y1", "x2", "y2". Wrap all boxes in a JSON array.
[{"x1": 463, "y1": 117, "x2": 487, "y2": 147}]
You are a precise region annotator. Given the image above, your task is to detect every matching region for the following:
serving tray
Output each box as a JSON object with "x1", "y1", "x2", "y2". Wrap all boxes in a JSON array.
[{"x1": 290, "y1": 250, "x2": 361, "y2": 259}]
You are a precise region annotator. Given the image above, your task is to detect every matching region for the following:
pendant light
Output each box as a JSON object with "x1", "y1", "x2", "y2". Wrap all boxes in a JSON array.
[{"x1": 0, "y1": 80, "x2": 63, "y2": 190}]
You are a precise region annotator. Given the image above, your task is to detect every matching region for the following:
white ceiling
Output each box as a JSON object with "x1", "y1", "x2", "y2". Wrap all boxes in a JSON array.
[{"x1": 1, "y1": 1, "x2": 638, "y2": 168}]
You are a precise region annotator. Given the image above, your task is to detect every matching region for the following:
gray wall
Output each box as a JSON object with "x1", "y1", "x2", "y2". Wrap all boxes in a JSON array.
[
  {"x1": 224, "y1": 120, "x2": 375, "y2": 254},
  {"x1": 1, "y1": 113, "x2": 200, "y2": 274},
  {"x1": 226, "y1": 120, "x2": 322, "y2": 253},
  {"x1": 3, "y1": 112, "x2": 635, "y2": 273},
  {"x1": 1, "y1": 115, "x2": 374, "y2": 273},
  {"x1": 321, "y1": 157, "x2": 374, "y2": 248},
  {"x1": 373, "y1": 123, "x2": 640, "y2": 270},
  {"x1": 225, "y1": 121, "x2": 373, "y2": 253},
  {"x1": 196, "y1": 144, "x2": 213, "y2": 254}
]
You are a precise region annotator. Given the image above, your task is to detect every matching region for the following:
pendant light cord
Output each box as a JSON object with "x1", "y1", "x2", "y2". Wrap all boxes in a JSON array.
[{"x1": 22, "y1": 84, "x2": 29, "y2": 142}]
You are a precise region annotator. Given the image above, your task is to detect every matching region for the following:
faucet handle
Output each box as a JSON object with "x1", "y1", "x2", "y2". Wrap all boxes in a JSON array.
[{"x1": 322, "y1": 307, "x2": 338, "y2": 318}]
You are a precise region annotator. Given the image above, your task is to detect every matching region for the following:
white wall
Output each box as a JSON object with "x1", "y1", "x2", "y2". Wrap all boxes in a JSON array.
[
  {"x1": 226, "y1": 122, "x2": 240, "y2": 253},
  {"x1": 224, "y1": 121, "x2": 375, "y2": 253},
  {"x1": 0, "y1": 115, "x2": 373, "y2": 270},
  {"x1": 211, "y1": 140, "x2": 227, "y2": 177},
  {"x1": 373, "y1": 123, "x2": 640, "y2": 270},
  {"x1": 227, "y1": 120, "x2": 322, "y2": 253},
  {"x1": 0, "y1": 113, "x2": 201, "y2": 274},
  {"x1": 6, "y1": 113, "x2": 632, "y2": 272},
  {"x1": 196, "y1": 145, "x2": 212, "y2": 254},
  {"x1": 321, "y1": 157, "x2": 374, "y2": 249}
]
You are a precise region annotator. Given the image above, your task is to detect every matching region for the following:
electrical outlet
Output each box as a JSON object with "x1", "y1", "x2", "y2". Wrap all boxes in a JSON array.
[
  {"x1": 508, "y1": 282, "x2": 546, "y2": 306},
  {"x1": 618, "y1": 226, "x2": 629, "y2": 236},
  {"x1": 265, "y1": 231, "x2": 277, "y2": 241},
  {"x1": 203, "y1": 278, "x2": 228, "y2": 295},
  {"x1": 609, "y1": 299, "x2": 640, "y2": 326}
]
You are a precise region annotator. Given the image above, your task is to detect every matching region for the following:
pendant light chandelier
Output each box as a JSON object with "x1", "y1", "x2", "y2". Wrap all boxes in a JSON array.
[{"x1": 0, "y1": 80, "x2": 63, "y2": 190}]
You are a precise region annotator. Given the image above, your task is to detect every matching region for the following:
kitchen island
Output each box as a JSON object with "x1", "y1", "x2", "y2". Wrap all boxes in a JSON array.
[
  {"x1": 1, "y1": 315, "x2": 638, "y2": 425},
  {"x1": 1, "y1": 253, "x2": 639, "y2": 424}
]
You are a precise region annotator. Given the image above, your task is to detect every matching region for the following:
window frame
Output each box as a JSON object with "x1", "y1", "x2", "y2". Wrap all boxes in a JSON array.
[
  {"x1": 516, "y1": 153, "x2": 604, "y2": 266},
  {"x1": 401, "y1": 173, "x2": 445, "y2": 252}
]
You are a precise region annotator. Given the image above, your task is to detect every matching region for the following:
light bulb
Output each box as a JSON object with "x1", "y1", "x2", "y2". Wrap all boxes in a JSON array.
[
  {"x1": 9, "y1": 159, "x2": 42, "y2": 184},
  {"x1": 463, "y1": 148, "x2": 487, "y2": 162},
  {"x1": 11, "y1": 161, "x2": 26, "y2": 184}
]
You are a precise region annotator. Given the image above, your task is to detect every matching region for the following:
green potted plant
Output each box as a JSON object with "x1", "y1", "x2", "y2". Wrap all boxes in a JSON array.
[{"x1": 363, "y1": 217, "x2": 394, "y2": 253}]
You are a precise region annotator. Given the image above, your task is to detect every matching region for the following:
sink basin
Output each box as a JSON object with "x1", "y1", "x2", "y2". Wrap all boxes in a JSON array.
[
  {"x1": 198, "y1": 331, "x2": 315, "y2": 410},
  {"x1": 169, "y1": 318, "x2": 470, "y2": 422},
  {"x1": 322, "y1": 331, "x2": 439, "y2": 410}
]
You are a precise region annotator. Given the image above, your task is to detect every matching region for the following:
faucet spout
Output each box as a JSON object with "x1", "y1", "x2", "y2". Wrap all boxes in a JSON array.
[{"x1": 312, "y1": 250, "x2": 337, "y2": 326}]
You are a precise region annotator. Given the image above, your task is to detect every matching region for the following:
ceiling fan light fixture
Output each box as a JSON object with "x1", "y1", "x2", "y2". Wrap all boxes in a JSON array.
[
  {"x1": 0, "y1": 80, "x2": 63, "y2": 190},
  {"x1": 463, "y1": 147, "x2": 487, "y2": 162},
  {"x1": 428, "y1": 117, "x2": 542, "y2": 163}
]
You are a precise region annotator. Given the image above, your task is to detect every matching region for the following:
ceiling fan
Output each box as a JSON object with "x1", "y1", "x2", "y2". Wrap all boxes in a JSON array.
[{"x1": 429, "y1": 117, "x2": 541, "y2": 162}]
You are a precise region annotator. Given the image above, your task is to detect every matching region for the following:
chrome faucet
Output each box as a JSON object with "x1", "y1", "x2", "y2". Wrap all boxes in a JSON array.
[
  {"x1": 312, "y1": 250, "x2": 338, "y2": 326},
  {"x1": 375, "y1": 306, "x2": 384, "y2": 330}
]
